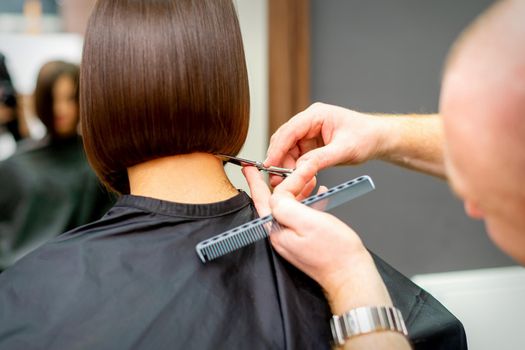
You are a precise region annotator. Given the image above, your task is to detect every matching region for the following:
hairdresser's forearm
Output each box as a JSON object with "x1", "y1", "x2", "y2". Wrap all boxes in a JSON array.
[
  {"x1": 325, "y1": 254, "x2": 412, "y2": 350},
  {"x1": 376, "y1": 114, "x2": 447, "y2": 179}
]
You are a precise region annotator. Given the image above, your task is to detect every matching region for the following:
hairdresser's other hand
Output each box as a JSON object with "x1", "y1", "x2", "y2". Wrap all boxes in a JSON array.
[
  {"x1": 271, "y1": 180, "x2": 392, "y2": 314},
  {"x1": 243, "y1": 164, "x2": 392, "y2": 313},
  {"x1": 265, "y1": 103, "x2": 389, "y2": 187}
]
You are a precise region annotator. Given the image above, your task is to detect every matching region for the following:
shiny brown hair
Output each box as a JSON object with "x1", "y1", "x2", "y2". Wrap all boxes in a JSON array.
[
  {"x1": 80, "y1": 0, "x2": 250, "y2": 194},
  {"x1": 34, "y1": 60, "x2": 79, "y2": 138}
]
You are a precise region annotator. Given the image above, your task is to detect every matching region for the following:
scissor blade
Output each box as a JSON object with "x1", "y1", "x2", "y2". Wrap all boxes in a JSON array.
[
  {"x1": 216, "y1": 154, "x2": 293, "y2": 177},
  {"x1": 216, "y1": 154, "x2": 260, "y2": 167}
]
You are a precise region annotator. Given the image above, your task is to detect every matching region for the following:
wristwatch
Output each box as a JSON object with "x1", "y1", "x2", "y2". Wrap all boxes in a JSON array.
[{"x1": 330, "y1": 305, "x2": 408, "y2": 346}]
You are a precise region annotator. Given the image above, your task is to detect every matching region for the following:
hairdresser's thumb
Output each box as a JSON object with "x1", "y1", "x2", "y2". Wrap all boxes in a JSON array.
[{"x1": 270, "y1": 193, "x2": 327, "y2": 236}]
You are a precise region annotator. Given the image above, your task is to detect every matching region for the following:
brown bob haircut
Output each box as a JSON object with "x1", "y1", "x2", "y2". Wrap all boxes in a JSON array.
[
  {"x1": 81, "y1": 0, "x2": 250, "y2": 194},
  {"x1": 35, "y1": 60, "x2": 79, "y2": 138}
]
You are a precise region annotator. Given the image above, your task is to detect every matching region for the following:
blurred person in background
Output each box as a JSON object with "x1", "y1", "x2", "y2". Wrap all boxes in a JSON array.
[
  {"x1": 0, "y1": 60, "x2": 114, "y2": 271},
  {"x1": 0, "y1": 53, "x2": 24, "y2": 160}
]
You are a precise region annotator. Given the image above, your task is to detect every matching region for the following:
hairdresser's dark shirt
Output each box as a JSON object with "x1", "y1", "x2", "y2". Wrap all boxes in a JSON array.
[{"x1": 0, "y1": 194, "x2": 466, "y2": 350}]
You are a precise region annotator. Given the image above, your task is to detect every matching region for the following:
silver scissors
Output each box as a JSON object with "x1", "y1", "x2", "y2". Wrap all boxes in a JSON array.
[{"x1": 216, "y1": 154, "x2": 294, "y2": 178}]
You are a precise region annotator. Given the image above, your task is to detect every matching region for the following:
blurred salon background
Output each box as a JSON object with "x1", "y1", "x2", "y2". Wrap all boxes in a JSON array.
[
  {"x1": 0, "y1": 0, "x2": 269, "y2": 270},
  {"x1": 0, "y1": 1, "x2": 522, "y2": 348},
  {"x1": 0, "y1": 0, "x2": 113, "y2": 272}
]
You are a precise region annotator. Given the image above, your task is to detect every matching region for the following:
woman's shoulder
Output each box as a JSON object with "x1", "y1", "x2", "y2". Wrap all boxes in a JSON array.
[{"x1": 0, "y1": 192, "x2": 331, "y2": 350}]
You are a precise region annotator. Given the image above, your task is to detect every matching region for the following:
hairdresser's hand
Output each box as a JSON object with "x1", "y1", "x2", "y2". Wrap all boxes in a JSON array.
[
  {"x1": 242, "y1": 162, "x2": 318, "y2": 217},
  {"x1": 242, "y1": 160, "x2": 321, "y2": 217},
  {"x1": 265, "y1": 103, "x2": 389, "y2": 187},
  {"x1": 243, "y1": 164, "x2": 393, "y2": 313}
]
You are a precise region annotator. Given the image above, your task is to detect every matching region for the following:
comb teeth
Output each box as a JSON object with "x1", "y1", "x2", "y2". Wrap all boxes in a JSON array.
[
  {"x1": 196, "y1": 217, "x2": 278, "y2": 263},
  {"x1": 195, "y1": 175, "x2": 374, "y2": 263}
]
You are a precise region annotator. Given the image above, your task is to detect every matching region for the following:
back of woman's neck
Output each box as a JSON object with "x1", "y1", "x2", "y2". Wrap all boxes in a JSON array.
[{"x1": 127, "y1": 153, "x2": 239, "y2": 204}]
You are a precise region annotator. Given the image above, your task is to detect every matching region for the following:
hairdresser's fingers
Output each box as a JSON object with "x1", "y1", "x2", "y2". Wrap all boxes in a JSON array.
[
  {"x1": 270, "y1": 194, "x2": 328, "y2": 236},
  {"x1": 242, "y1": 166, "x2": 271, "y2": 217},
  {"x1": 295, "y1": 177, "x2": 317, "y2": 201},
  {"x1": 268, "y1": 174, "x2": 317, "y2": 202},
  {"x1": 269, "y1": 174, "x2": 284, "y2": 188},
  {"x1": 294, "y1": 142, "x2": 344, "y2": 171},
  {"x1": 313, "y1": 185, "x2": 329, "y2": 211},
  {"x1": 289, "y1": 183, "x2": 328, "y2": 211},
  {"x1": 297, "y1": 137, "x2": 323, "y2": 160},
  {"x1": 269, "y1": 227, "x2": 303, "y2": 265},
  {"x1": 269, "y1": 146, "x2": 301, "y2": 188},
  {"x1": 265, "y1": 108, "x2": 322, "y2": 167},
  {"x1": 273, "y1": 160, "x2": 320, "y2": 199}
]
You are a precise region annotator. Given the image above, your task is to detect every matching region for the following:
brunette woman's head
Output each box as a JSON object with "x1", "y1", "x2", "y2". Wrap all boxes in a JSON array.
[
  {"x1": 80, "y1": 0, "x2": 250, "y2": 194},
  {"x1": 34, "y1": 60, "x2": 80, "y2": 139}
]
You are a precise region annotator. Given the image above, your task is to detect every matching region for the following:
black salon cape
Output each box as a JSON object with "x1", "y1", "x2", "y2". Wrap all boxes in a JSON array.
[{"x1": 0, "y1": 193, "x2": 466, "y2": 349}]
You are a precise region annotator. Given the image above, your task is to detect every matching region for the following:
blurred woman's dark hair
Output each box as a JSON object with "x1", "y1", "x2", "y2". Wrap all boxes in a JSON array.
[
  {"x1": 0, "y1": 54, "x2": 16, "y2": 109},
  {"x1": 0, "y1": 53, "x2": 22, "y2": 141},
  {"x1": 34, "y1": 60, "x2": 79, "y2": 139},
  {"x1": 80, "y1": 0, "x2": 250, "y2": 194}
]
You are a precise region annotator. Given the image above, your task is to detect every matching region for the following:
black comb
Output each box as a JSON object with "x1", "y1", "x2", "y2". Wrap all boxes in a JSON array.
[{"x1": 195, "y1": 175, "x2": 375, "y2": 263}]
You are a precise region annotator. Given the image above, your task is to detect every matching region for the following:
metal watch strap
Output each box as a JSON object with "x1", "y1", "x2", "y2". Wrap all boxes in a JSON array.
[{"x1": 330, "y1": 306, "x2": 408, "y2": 346}]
